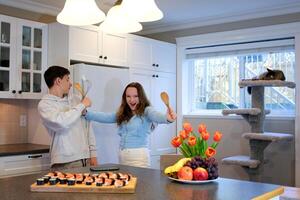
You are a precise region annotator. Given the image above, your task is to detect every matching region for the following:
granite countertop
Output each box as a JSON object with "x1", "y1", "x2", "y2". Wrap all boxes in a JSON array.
[
  {"x1": 0, "y1": 164, "x2": 282, "y2": 200},
  {"x1": 0, "y1": 143, "x2": 50, "y2": 157}
]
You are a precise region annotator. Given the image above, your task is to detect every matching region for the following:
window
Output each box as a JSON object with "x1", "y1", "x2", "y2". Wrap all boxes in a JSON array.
[{"x1": 183, "y1": 38, "x2": 295, "y2": 116}]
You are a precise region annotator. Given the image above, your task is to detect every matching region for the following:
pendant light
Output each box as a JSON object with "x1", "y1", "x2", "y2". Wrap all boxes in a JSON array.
[
  {"x1": 57, "y1": 0, "x2": 105, "y2": 26},
  {"x1": 121, "y1": 0, "x2": 163, "y2": 22},
  {"x1": 100, "y1": 0, "x2": 142, "y2": 34}
]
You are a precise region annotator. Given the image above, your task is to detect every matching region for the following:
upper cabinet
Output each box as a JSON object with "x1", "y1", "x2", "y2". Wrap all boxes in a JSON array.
[
  {"x1": 0, "y1": 15, "x2": 16, "y2": 98},
  {"x1": 49, "y1": 24, "x2": 127, "y2": 67},
  {"x1": 127, "y1": 35, "x2": 176, "y2": 73},
  {"x1": 0, "y1": 14, "x2": 47, "y2": 99}
]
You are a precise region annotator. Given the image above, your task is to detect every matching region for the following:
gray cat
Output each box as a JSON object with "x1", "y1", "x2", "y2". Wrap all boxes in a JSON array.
[{"x1": 246, "y1": 68, "x2": 286, "y2": 94}]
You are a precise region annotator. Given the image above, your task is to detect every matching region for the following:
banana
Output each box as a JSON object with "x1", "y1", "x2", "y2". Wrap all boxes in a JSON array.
[{"x1": 164, "y1": 157, "x2": 191, "y2": 174}]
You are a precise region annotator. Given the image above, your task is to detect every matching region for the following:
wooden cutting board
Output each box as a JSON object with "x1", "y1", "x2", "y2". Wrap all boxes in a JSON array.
[{"x1": 30, "y1": 177, "x2": 137, "y2": 193}]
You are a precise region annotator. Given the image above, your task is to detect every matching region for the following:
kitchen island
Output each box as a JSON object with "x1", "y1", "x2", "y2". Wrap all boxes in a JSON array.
[{"x1": 0, "y1": 164, "x2": 282, "y2": 200}]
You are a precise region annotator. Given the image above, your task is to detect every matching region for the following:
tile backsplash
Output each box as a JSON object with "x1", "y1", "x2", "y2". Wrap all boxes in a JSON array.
[{"x1": 0, "y1": 99, "x2": 28, "y2": 145}]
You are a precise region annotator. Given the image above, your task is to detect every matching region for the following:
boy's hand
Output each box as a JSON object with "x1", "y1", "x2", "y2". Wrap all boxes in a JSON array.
[{"x1": 82, "y1": 97, "x2": 92, "y2": 108}]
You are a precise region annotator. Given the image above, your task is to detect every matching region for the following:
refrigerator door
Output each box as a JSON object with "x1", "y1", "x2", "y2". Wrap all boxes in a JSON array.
[{"x1": 72, "y1": 63, "x2": 129, "y2": 164}]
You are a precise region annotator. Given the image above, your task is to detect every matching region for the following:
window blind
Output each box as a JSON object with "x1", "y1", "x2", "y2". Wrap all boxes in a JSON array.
[{"x1": 185, "y1": 37, "x2": 295, "y2": 59}]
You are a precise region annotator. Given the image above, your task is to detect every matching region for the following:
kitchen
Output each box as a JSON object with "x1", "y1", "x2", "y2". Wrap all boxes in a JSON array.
[{"x1": 0, "y1": 0, "x2": 300, "y2": 199}]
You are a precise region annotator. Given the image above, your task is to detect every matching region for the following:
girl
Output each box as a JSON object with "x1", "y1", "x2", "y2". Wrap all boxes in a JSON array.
[{"x1": 85, "y1": 82, "x2": 176, "y2": 168}]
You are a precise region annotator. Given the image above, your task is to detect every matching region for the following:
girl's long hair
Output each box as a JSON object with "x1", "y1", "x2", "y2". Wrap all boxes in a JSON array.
[{"x1": 116, "y1": 82, "x2": 150, "y2": 125}]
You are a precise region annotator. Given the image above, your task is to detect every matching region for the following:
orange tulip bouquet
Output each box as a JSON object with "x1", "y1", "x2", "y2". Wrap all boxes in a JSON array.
[{"x1": 164, "y1": 122, "x2": 222, "y2": 181}]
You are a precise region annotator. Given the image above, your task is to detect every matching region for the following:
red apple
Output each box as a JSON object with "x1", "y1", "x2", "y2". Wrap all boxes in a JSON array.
[
  {"x1": 193, "y1": 167, "x2": 208, "y2": 181},
  {"x1": 177, "y1": 166, "x2": 193, "y2": 180}
]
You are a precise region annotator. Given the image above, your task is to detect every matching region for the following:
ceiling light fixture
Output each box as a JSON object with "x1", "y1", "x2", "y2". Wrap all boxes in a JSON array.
[
  {"x1": 57, "y1": 0, "x2": 105, "y2": 26},
  {"x1": 99, "y1": 0, "x2": 142, "y2": 34},
  {"x1": 121, "y1": 0, "x2": 163, "y2": 22}
]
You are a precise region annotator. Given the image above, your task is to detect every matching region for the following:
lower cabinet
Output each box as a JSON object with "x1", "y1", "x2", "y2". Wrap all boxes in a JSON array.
[{"x1": 0, "y1": 153, "x2": 50, "y2": 178}]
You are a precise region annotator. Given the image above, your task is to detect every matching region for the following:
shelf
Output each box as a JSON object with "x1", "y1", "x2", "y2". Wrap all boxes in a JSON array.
[
  {"x1": 222, "y1": 155, "x2": 260, "y2": 169},
  {"x1": 222, "y1": 108, "x2": 261, "y2": 116},
  {"x1": 239, "y1": 80, "x2": 295, "y2": 88},
  {"x1": 242, "y1": 132, "x2": 293, "y2": 142}
]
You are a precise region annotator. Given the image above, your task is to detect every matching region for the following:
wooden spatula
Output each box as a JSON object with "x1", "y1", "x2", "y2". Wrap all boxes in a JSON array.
[
  {"x1": 160, "y1": 91, "x2": 171, "y2": 110},
  {"x1": 74, "y1": 82, "x2": 84, "y2": 96}
]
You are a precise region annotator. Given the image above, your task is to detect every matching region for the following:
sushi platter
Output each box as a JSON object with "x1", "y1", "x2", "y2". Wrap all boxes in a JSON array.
[{"x1": 30, "y1": 171, "x2": 137, "y2": 193}]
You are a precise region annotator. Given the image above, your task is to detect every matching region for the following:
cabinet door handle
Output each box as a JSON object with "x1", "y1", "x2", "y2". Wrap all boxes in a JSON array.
[
  {"x1": 12, "y1": 90, "x2": 16, "y2": 94},
  {"x1": 99, "y1": 55, "x2": 103, "y2": 58},
  {"x1": 18, "y1": 90, "x2": 22, "y2": 94},
  {"x1": 152, "y1": 75, "x2": 155, "y2": 77},
  {"x1": 28, "y1": 154, "x2": 42, "y2": 159},
  {"x1": 104, "y1": 56, "x2": 107, "y2": 60},
  {"x1": 156, "y1": 64, "x2": 159, "y2": 67},
  {"x1": 152, "y1": 63, "x2": 156, "y2": 67},
  {"x1": 156, "y1": 75, "x2": 159, "y2": 78}
]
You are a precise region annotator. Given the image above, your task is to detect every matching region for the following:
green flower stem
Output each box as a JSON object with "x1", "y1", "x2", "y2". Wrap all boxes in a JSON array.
[
  {"x1": 211, "y1": 142, "x2": 219, "y2": 149},
  {"x1": 181, "y1": 143, "x2": 192, "y2": 157},
  {"x1": 179, "y1": 147, "x2": 189, "y2": 157}
]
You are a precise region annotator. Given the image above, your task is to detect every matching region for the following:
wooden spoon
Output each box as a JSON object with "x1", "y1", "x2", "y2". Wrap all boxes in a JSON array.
[{"x1": 160, "y1": 91, "x2": 171, "y2": 110}]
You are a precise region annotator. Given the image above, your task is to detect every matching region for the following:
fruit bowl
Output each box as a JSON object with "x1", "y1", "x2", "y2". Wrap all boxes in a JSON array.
[
  {"x1": 164, "y1": 156, "x2": 218, "y2": 183},
  {"x1": 167, "y1": 176, "x2": 218, "y2": 184}
]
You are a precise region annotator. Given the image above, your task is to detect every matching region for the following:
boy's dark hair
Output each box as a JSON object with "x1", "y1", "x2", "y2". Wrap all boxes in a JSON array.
[{"x1": 44, "y1": 66, "x2": 70, "y2": 88}]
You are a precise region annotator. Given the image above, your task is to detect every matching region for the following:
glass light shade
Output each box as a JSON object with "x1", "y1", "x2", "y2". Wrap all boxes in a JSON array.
[
  {"x1": 100, "y1": 5, "x2": 142, "y2": 34},
  {"x1": 121, "y1": 0, "x2": 163, "y2": 22},
  {"x1": 57, "y1": 0, "x2": 105, "y2": 26}
]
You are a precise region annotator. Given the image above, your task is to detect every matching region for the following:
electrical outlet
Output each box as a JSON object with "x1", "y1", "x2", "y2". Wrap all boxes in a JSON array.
[{"x1": 20, "y1": 114, "x2": 27, "y2": 127}]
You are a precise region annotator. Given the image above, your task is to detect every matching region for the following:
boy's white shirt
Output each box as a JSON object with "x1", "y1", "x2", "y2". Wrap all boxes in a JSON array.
[{"x1": 38, "y1": 92, "x2": 97, "y2": 166}]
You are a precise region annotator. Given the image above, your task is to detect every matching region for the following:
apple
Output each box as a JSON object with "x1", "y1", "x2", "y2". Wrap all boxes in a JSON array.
[
  {"x1": 177, "y1": 166, "x2": 193, "y2": 180},
  {"x1": 193, "y1": 167, "x2": 209, "y2": 181}
]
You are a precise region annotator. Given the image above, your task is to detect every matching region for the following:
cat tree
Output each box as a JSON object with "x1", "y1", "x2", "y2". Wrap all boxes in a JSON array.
[{"x1": 221, "y1": 80, "x2": 295, "y2": 182}]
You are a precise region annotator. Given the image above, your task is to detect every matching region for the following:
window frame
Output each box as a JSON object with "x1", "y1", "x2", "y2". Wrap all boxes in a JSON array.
[{"x1": 185, "y1": 50, "x2": 296, "y2": 117}]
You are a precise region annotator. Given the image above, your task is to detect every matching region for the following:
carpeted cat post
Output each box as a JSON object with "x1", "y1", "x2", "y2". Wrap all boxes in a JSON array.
[{"x1": 221, "y1": 80, "x2": 295, "y2": 182}]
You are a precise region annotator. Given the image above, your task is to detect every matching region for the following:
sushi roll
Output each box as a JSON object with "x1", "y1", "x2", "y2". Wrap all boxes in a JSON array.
[
  {"x1": 119, "y1": 173, "x2": 131, "y2": 181},
  {"x1": 59, "y1": 178, "x2": 67, "y2": 184},
  {"x1": 49, "y1": 178, "x2": 57, "y2": 185},
  {"x1": 95, "y1": 177, "x2": 104, "y2": 185},
  {"x1": 91, "y1": 174, "x2": 99, "y2": 178},
  {"x1": 99, "y1": 172, "x2": 108, "y2": 179},
  {"x1": 67, "y1": 178, "x2": 75, "y2": 186},
  {"x1": 96, "y1": 182, "x2": 103, "y2": 187},
  {"x1": 109, "y1": 173, "x2": 119, "y2": 179},
  {"x1": 103, "y1": 178, "x2": 114, "y2": 186},
  {"x1": 36, "y1": 178, "x2": 44, "y2": 185},
  {"x1": 76, "y1": 178, "x2": 83, "y2": 184},
  {"x1": 46, "y1": 172, "x2": 55, "y2": 177},
  {"x1": 114, "y1": 179, "x2": 126, "y2": 188},
  {"x1": 65, "y1": 173, "x2": 75, "y2": 179},
  {"x1": 85, "y1": 180, "x2": 93, "y2": 185},
  {"x1": 42, "y1": 176, "x2": 50, "y2": 183}
]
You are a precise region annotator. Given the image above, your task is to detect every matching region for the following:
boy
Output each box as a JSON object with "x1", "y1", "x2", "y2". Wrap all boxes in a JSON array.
[{"x1": 38, "y1": 65, "x2": 97, "y2": 169}]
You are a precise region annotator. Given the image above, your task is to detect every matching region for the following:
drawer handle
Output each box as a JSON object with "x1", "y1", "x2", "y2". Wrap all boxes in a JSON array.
[{"x1": 28, "y1": 154, "x2": 42, "y2": 159}]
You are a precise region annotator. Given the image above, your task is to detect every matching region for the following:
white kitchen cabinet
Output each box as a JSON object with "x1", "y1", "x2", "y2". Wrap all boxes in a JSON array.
[
  {"x1": 0, "y1": 15, "x2": 16, "y2": 98},
  {"x1": 0, "y1": 153, "x2": 50, "y2": 178},
  {"x1": 130, "y1": 68, "x2": 176, "y2": 157},
  {"x1": 0, "y1": 14, "x2": 47, "y2": 99},
  {"x1": 127, "y1": 35, "x2": 176, "y2": 73},
  {"x1": 69, "y1": 26, "x2": 127, "y2": 67}
]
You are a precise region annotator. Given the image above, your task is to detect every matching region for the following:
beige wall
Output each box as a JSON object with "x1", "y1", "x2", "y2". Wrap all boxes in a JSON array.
[
  {"x1": 183, "y1": 116, "x2": 295, "y2": 186},
  {"x1": 0, "y1": 99, "x2": 49, "y2": 145},
  {"x1": 0, "y1": 99, "x2": 28, "y2": 144},
  {"x1": 144, "y1": 12, "x2": 300, "y2": 43}
]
